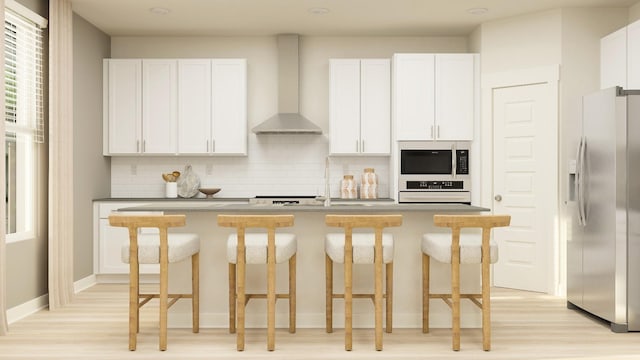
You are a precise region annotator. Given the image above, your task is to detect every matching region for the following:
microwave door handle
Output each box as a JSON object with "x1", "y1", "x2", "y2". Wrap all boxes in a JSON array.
[{"x1": 451, "y1": 144, "x2": 456, "y2": 178}]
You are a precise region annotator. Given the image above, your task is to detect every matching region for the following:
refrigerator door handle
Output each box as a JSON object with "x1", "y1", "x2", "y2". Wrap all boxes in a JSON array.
[
  {"x1": 575, "y1": 137, "x2": 584, "y2": 226},
  {"x1": 577, "y1": 136, "x2": 588, "y2": 226}
]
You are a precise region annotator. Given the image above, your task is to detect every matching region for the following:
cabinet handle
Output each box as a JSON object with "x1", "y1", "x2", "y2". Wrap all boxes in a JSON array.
[
  {"x1": 142, "y1": 140, "x2": 146, "y2": 152},
  {"x1": 136, "y1": 140, "x2": 140, "y2": 153},
  {"x1": 430, "y1": 125, "x2": 434, "y2": 139},
  {"x1": 362, "y1": 140, "x2": 365, "y2": 153},
  {"x1": 206, "y1": 140, "x2": 209, "y2": 152},
  {"x1": 437, "y1": 125, "x2": 440, "y2": 139},
  {"x1": 212, "y1": 139, "x2": 215, "y2": 152}
]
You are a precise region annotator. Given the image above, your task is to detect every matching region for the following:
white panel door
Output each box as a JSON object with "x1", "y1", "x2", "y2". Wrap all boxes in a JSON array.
[
  {"x1": 142, "y1": 59, "x2": 177, "y2": 154},
  {"x1": 393, "y1": 54, "x2": 435, "y2": 141},
  {"x1": 601, "y1": 26, "x2": 627, "y2": 89},
  {"x1": 212, "y1": 59, "x2": 247, "y2": 155},
  {"x1": 435, "y1": 54, "x2": 474, "y2": 141},
  {"x1": 492, "y1": 83, "x2": 556, "y2": 293},
  {"x1": 360, "y1": 59, "x2": 390, "y2": 155},
  {"x1": 329, "y1": 59, "x2": 361, "y2": 154},
  {"x1": 178, "y1": 59, "x2": 212, "y2": 154},
  {"x1": 107, "y1": 59, "x2": 141, "y2": 154}
]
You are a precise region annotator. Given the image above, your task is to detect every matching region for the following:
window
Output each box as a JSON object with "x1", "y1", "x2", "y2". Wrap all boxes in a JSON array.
[{"x1": 4, "y1": 3, "x2": 45, "y2": 242}]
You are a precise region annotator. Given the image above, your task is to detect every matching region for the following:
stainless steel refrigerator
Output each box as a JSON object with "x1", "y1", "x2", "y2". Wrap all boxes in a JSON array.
[{"x1": 567, "y1": 86, "x2": 640, "y2": 332}]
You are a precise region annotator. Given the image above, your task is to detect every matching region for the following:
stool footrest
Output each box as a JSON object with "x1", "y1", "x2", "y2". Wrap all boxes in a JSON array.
[
  {"x1": 138, "y1": 293, "x2": 194, "y2": 310},
  {"x1": 242, "y1": 293, "x2": 291, "y2": 305},
  {"x1": 429, "y1": 293, "x2": 483, "y2": 309}
]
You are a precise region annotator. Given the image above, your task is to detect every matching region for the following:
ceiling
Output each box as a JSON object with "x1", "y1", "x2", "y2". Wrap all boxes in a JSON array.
[{"x1": 71, "y1": 0, "x2": 638, "y2": 37}]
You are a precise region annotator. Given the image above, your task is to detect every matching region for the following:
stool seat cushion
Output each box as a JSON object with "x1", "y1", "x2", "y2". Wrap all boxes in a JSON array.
[
  {"x1": 421, "y1": 233, "x2": 498, "y2": 264},
  {"x1": 122, "y1": 233, "x2": 200, "y2": 264},
  {"x1": 325, "y1": 233, "x2": 394, "y2": 264},
  {"x1": 227, "y1": 233, "x2": 297, "y2": 264}
]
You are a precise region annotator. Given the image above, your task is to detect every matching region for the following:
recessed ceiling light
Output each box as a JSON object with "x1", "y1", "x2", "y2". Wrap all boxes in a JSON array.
[
  {"x1": 149, "y1": 7, "x2": 171, "y2": 15},
  {"x1": 308, "y1": 7, "x2": 330, "y2": 15},
  {"x1": 467, "y1": 7, "x2": 488, "y2": 15}
]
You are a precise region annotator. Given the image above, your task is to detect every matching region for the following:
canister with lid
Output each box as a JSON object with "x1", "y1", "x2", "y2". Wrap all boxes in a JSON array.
[
  {"x1": 360, "y1": 168, "x2": 378, "y2": 199},
  {"x1": 341, "y1": 175, "x2": 357, "y2": 199}
]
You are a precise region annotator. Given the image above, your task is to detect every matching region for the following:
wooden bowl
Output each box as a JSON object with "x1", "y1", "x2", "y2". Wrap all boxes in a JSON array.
[{"x1": 199, "y1": 188, "x2": 221, "y2": 198}]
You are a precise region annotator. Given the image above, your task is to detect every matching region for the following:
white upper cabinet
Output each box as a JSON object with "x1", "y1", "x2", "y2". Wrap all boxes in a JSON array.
[
  {"x1": 435, "y1": 54, "x2": 475, "y2": 141},
  {"x1": 142, "y1": 59, "x2": 178, "y2": 154},
  {"x1": 211, "y1": 59, "x2": 247, "y2": 155},
  {"x1": 178, "y1": 59, "x2": 211, "y2": 154},
  {"x1": 329, "y1": 58, "x2": 390, "y2": 155},
  {"x1": 105, "y1": 59, "x2": 142, "y2": 154},
  {"x1": 393, "y1": 53, "x2": 476, "y2": 141},
  {"x1": 104, "y1": 58, "x2": 247, "y2": 156},
  {"x1": 601, "y1": 26, "x2": 627, "y2": 89}
]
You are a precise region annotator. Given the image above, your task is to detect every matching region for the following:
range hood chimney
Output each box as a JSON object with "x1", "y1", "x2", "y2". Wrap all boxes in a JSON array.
[{"x1": 252, "y1": 34, "x2": 322, "y2": 134}]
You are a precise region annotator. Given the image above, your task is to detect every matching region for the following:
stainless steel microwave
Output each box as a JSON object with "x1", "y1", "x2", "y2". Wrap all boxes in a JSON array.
[{"x1": 398, "y1": 141, "x2": 471, "y2": 203}]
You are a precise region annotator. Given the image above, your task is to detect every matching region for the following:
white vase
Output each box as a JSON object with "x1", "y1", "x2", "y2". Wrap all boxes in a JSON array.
[{"x1": 165, "y1": 182, "x2": 177, "y2": 198}]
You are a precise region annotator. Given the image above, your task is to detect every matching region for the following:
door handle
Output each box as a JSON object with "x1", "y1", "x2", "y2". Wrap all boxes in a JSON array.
[{"x1": 494, "y1": 194, "x2": 502, "y2": 202}]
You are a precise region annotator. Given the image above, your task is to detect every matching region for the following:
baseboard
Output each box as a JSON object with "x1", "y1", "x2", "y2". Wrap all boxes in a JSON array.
[
  {"x1": 7, "y1": 294, "x2": 48, "y2": 324},
  {"x1": 74, "y1": 274, "x2": 97, "y2": 293},
  {"x1": 95, "y1": 273, "x2": 159, "y2": 284}
]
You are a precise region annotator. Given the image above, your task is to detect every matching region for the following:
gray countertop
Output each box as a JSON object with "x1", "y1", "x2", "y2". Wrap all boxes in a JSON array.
[{"x1": 115, "y1": 201, "x2": 489, "y2": 213}]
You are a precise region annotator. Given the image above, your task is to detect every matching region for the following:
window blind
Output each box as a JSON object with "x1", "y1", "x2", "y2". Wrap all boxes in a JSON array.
[{"x1": 4, "y1": 8, "x2": 44, "y2": 143}]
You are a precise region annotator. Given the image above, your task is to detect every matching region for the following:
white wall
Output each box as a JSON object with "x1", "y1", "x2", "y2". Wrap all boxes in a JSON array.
[
  {"x1": 73, "y1": 14, "x2": 111, "y2": 281},
  {"x1": 109, "y1": 36, "x2": 468, "y2": 198}
]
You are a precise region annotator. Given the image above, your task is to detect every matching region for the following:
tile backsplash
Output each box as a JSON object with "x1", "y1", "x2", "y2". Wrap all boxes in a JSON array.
[{"x1": 111, "y1": 135, "x2": 391, "y2": 199}]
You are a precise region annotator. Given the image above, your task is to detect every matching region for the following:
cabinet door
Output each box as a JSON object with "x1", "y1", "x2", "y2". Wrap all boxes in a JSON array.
[
  {"x1": 99, "y1": 219, "x2": 130, "y2": 274},
  {"x1": 393, "y1": 54, "x2": 435, "y2": 140},
  {"x1": 142, "y1": 59, "x2": 177, "y2": 154},
  {"x1": 178, "y1": 59, "x2": 212, "y2": 154},
  {"x1": 601, "y1": 27, "x2": 627, "y2": 89},
  {"x1": 329, "y1": 59, "x2": 361, "y2": 154},
  {"x1": 435, "y1": 54, "x2": 474, "y2": 141},
  {"x1": 212, "y1": 59, "x2": 247, "y2": 155},
  {"x1": 360, "y1": 59, "x2": 390, "y2": 154},
  {"x1": 107, "y1": 59, "x2": 142, "y2": 154},
  {"x1": 628, "y1": 21, "x2": 640, "y2": 89}
]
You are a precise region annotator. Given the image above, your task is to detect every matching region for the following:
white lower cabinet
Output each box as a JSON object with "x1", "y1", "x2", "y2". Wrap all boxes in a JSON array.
[{"x1": 95, "y1": 202, "x2": 160, "y2": 275}]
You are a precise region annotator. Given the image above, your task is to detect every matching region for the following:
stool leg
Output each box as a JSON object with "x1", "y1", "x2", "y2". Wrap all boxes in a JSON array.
[
  {"x1": 289, "y1": 254, "x2": 297, "y2": 333},
  {"x1": 374, "y1": 254, "x2": 383, "y2": 351},
  {"x1": 422, "y1": 253, "x2": 430, "y2": 333},
  {"x1": 482, "y1": 258, "x2": 491, "y2": 351},
  {"x1": 385, "y1": 262, "x2": 393, "y2": 333},
  {"x1": 345, "y1": 254, "x2": 353, "y2": 351},
  {"x1": 237, "y1": 259, "x2": 246, "y2": 351},
  {"x1": 325, "y1": 254, "x2": 333, "y2": 333},
  {"x1": 267, "y1": 251, "x2": 276, "y2": 351},
  {"x1": 159, "y1": 252, "x2": 169, "y2": 351},
  {"x1": 128, "y1": 261, "x2": 138, "y2": 351},
  {"x1": 229, "y1": 263, "x2": 236, "y2": 334},
  {"x1": 451, "y1": 252, "x2": 461, "y2": 351},
  {"x1": 192, "y1": 253, "x2": 200, "y2": 333}
]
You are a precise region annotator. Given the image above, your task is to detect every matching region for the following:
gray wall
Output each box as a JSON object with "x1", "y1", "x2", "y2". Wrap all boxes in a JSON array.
[
  {"x1": 72, "y1": 14, "x2": 110, "y2": 281},
  {"x1": 6, "y1": 0, "x2": 49, "y2": 308}
]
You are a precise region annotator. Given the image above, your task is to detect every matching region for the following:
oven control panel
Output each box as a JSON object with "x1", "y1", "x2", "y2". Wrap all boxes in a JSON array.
[{"x1": 406, "y1": 181, "x2": 465, "y2": 190}]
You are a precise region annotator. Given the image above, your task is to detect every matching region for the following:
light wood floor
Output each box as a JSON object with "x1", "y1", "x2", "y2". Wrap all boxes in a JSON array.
[{"x1": 1, "y1": 284, "x2": 640, "y2": 359}]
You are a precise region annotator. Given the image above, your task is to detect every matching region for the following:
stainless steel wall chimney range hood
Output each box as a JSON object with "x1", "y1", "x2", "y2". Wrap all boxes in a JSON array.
[{"x1": 252, "y1": 34, "x2": 322, "y2": 134}]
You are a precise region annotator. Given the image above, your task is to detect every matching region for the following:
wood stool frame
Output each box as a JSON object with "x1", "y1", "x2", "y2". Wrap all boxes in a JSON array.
[
  {"x1": 325, "y1": 214, "x2": 403, "y2": 351},
  {"x1": 108, "y1": 214, "x2": 200, "y2": 351},
  {"x1": 422, "y1": 214, "x2": 510, "y2": 351},
  {"x1": 218, "y1": 214, "x2": 296, "y2": 351}
]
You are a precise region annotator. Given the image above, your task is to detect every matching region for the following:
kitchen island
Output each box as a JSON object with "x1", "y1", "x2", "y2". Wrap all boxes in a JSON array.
[{"x1": 101, "y1": 199, "x2": 490, "y2": 330}]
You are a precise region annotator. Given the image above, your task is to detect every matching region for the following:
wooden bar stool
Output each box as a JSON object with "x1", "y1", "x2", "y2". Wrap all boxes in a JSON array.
[
  {"x1": 325, "y1": 214, "x2": 403, "y2": 351},
  {"x1": 217, "y1": 214, "x2": 297, "y2": 351},
  {"x1": 108, "y1": 214, "x2": 200, "y2": 351},
  {"x1": 422, "y1": 214, "x2": 510, "y2": 351}
]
